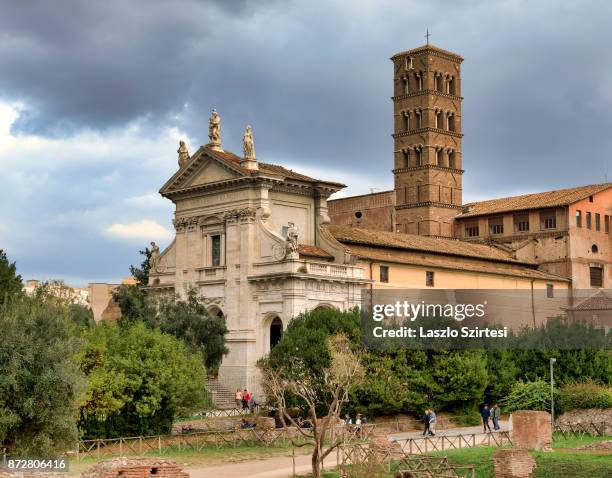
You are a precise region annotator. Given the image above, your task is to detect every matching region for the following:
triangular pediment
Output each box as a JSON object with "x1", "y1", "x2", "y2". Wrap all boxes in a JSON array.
[
  {"x1": 184, "y1": 158, "x2": 238, "y2": 187},
  {"x1": 159, "y1": 147, "x2": 248, "y2": 196}
]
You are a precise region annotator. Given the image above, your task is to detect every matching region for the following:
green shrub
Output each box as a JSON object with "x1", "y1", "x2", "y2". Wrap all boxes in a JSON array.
[
  {"x1": 502, "y1": 379, "x2": 552, "y2": 412},
  {"x1": 556, "y1": 381, "x2": 612, "y2": 414}
]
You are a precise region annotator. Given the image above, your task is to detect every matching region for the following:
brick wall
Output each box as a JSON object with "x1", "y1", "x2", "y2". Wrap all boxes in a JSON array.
[
  {"x1": 493, "y1": 449, "x2": 536, "y2": 478},
  {"x1": 81, "y1": 458, "x2": 189, "y2": 478},
  {"x1": 512, "y1": 410, "x2": 552, "y2": 451}
]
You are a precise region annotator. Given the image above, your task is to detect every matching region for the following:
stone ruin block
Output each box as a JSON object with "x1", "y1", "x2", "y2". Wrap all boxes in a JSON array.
[
  {"x1": 493, "y1": 449, "x2": 536, "y2": 478},
  {"x1": 81, "y1": 457, "x2": 189, "y2": 478},
  {"x1": 511, "y1": 410, "x2": 552, "y2": 451}
]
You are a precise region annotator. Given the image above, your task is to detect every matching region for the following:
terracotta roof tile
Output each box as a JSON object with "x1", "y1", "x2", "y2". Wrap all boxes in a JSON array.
[
  {"x1": 457, "y1": 183, "x2": 611, "y2": 219},
  {"x1": 325, "y1": 224, "x2": 535, "y2": 265},
  {"x1": 345, "y1": 245, "x2": 567, "y2": 282},
  {"x1": 206, "y1": 146, "x2": 344, "y2": 186},
  {"x1": 566, "y1": 291, "x2": 612, "y2": 311},
  {"x1": 391, "y1": 44, "x2": 463, "y2": 61},
  {"x1": 298, "y1": 244, "x2": 333, "y2": 260}
]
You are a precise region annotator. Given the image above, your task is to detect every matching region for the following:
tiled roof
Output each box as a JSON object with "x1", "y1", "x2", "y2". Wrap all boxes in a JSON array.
[
  {"x1": 345, "y1": 245, "x2": 567, "y2": 282},
  {"x1": 298, "y1": 244, "x2": 333, "y2": 260},
  {"x1": 457, "y1": 183, "x2": 611, "y2": 219},
  {"x1": 207, "y1": 147, "x2": 345, "y2": 186},
  {"x1": 391, "y1": 44, "x2": 463, "y2": 61},
  {"x1": 566, "y1": 291, "x2": 612, "y2": 311},
  {"x1": 325, "y1": 224, "x2": 535, "y2": 265}
]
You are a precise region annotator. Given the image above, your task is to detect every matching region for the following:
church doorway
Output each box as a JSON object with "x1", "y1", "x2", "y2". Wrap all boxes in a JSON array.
[{"x1": 270, "y1": 317, "x2": 283, "y2": 349}]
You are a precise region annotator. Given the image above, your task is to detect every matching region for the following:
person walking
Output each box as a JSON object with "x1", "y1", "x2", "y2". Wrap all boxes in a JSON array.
[
  {"x1": 481, "y1": 404, "x2": 492, "y2": 432},
  {"x1": 235, "y1": 389, "x2": 243, "y2": 409},
  {"x1": 428, "y1": 409, "x2": 437, "y2": 436},
  {"x1": 422, "y1": 409, "x2": 431, "y2": 436},
  {"x1": 242, "y1": 389, "x2": 250, "y2": 411},
  {"x1": 491, "y1": 403, "x2": 501, "y2": 430}
]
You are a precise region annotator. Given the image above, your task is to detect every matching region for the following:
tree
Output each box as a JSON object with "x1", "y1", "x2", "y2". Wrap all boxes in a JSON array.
[
  {"x1": 155, "y1": 290, "x2": 228, "y2": 373},
  {"x1": 261, "y1": 334, "x2": 364, "y2": 478},
  {"x1": 129, "y1": 246, "x2": 152, "y2": 286},
  {"x1": 0, "y1": 249, "x2": 23, "y2": 305},
  {"x1": 78, "y1": 322, "x2": 206, "y2": 438},
  {"x1": 0, "y1": 294, "x2": 85, "y2": 455},
  {"x1": 113, "y1": 284, "x2": 155, "y2": 326},
  {"x1": 502, "y1": 379, "x2": 552, "y2": 412}
]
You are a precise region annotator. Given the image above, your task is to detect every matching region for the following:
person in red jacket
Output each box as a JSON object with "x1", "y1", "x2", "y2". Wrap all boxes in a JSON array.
[{"x1": 242, "y1": 389, "x2": 251, "y2": 412}]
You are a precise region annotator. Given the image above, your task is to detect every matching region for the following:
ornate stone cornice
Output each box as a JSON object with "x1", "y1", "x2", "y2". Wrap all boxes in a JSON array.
[
  {"x1": 393, "y1": 165, "x2": 464, "y2": 174},
  {"x1": 224, "y1": 207, "x2": 258, "y2": 224},
  {"x1": 173, "y1": 215, "x2": 200, "y2": 232},
  {"x1": 396, "y1": 201, "x2": 463, "y2": 210},
  {"x1": 391, "y1": 89, "x2": 463, "y2": 102},
  {"x1": 392, "y1": 127, "x2": 463, "y2": 139}
]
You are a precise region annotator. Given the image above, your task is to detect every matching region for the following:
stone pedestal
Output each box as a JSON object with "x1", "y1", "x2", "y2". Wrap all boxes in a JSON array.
[{"x1": 511, "y1": 410, "x2": 552, "y2": 451}]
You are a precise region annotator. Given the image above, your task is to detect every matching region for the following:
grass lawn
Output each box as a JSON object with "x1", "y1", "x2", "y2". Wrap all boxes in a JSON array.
[
  {"x1": 68, "y1": 443, "x2": 314, "y2": 476},
  {"x1": 295, "y1": 435, "x2": 611, "y2": 478}
]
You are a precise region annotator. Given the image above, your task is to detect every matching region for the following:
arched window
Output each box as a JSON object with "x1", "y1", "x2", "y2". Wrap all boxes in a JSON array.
[
  {"x1": 447, "y1": 112, "x2": 456, "y2": 131},
  {"x1": 402, "y1": 76, "x2": 409, "y2": 94},
  {"x1": 435, "y1": 109, "x2": 443, "y2": 129},
  {"x1": 448, "y1": 150, "x2": 456, "y2": 169},
  {"x1": 401, "y1": 149, "x2": 410, "y2": 168},
  {"x1": 415, "y1": 109, "x2": 422, "y2": 128},
  {"x1": 436, "y1": 147, "x2": 444, "y2": 166},
  {"x1": 402, "y1": 111, "x2": 409, "y2": 131},
  {"x1": 414, "y1": 146, "x2": 423, "y2": 167},
  {"x1": 591, "y1": 244, "x2": 599, "y2": 254},
  {"x1": 415, "y1": 72, "x2": 423, "y2": 91},
  {"x1": 270, "y1": 317, "x2": 283, "y2": 349},
  {"x1": 434, "y1": 73, "x2": 443, "y2": 92},
  {"x1": 448, "y1": 76, "x2": 456, "y2": 95}
]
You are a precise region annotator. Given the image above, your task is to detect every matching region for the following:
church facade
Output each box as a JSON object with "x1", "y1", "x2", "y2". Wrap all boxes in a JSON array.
[{"x1": 147, "y1": 43, "x2": 608, "y2": 398}]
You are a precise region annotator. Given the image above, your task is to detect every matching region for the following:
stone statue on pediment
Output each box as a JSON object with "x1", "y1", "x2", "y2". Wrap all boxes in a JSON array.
[
  {"x1": 150, "y1": 241, "x2": 160, "y2": 272},
  {"x1": 208, "y1": 109, "x2": 221, "y2": 148},
  {"x1": 177, "y1": 140, "x2": 190, "y2": 168},
  {"x1": 286, "y1": 222, "x2": 299, "y2": 259},
  {"x1": 243, "y1": 125, "x2": 256, "y2": 159}
]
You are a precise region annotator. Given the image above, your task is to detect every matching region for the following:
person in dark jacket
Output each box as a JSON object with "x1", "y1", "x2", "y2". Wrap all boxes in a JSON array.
[
  {"x1": 491, "y1": 403, "x2": 501, "y2": 430},
  {"x1": 422, "y1": 409, "x2": 431, "y2": 436},
  {"x1": 481, "y1": 404, "x2": 492, "y2": 432}
]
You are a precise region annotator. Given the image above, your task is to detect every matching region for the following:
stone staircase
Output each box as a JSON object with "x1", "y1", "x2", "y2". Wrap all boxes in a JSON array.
[{"x1": 205, "y1": 378, "x2": 237, "y2": 409}]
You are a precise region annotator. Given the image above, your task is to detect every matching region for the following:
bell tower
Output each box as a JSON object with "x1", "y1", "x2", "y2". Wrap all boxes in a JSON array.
[{"x1": 391, "y1": 44, "x2": 464, "y2": 237}]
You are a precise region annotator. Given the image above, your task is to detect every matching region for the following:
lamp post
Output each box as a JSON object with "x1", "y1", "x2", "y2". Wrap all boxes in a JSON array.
[{"x1": 550, "y1": 357, "x2": 557, "y2": 427}]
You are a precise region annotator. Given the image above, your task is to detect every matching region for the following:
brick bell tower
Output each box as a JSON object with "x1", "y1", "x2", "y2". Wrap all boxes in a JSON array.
[{"x1": 391, "y1": 43, "x2": 464, "y2": 237}]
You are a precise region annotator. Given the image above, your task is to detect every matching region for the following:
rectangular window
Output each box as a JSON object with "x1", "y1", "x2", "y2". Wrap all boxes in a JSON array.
[
  {"x1": 465, "y1": 222, "x2": 479, "y2": 237},
  {"x1": 281, "y1": 226, "x2": 289, "y2": 237},
  {"x1": 379, "y1": 265, "x2": 389, "y2": 283},
  {"x1": 586, "y1": 212, "x2": 592, "y2": 229},
  {"x1": 605, "y1": 215, "x2": 610, "y2": 233},
  {"x1": 595, "y1": 213, "x2": 601, "y2": 231},
  {"x1": 514, "y1": 213, "x2": 530, "y2": 233},
  {"x1": 540, "y1": 210, "x2": 556, "y2": 230},
  {"x1": 211, "y1": 235, "x2": 221, "y2": 267},
  {"x1": 426, "y1": 271, "x2": 435, "y2": 287},
  {"x1": 489, "y1": 217, "x2": 504, "y2": 235},
  {"x1": 576, "y1": 210, "x2": 582, "y2": 228},
  {"x1": 546, "y1": 283, "x2": 554, "y2": 298},
  {"x1": 590, "y1": 266, "x2": 603, "y2": 287}
]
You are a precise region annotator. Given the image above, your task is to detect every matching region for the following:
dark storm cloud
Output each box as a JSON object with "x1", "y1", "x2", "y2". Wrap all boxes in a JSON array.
[{"x1": 1, "y1": 0, "x2": 611, "y2": 282}]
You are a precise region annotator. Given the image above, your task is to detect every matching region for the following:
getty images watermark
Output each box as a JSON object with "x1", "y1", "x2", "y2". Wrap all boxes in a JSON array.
[{"x1": 361, "y1": 289, "x2": 611, "y2": 350}]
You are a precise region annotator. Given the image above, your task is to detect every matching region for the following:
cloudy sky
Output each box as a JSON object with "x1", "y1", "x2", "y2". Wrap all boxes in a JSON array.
[{"x1": 1, "y1": 0, "x2": 611, "y2": 284}]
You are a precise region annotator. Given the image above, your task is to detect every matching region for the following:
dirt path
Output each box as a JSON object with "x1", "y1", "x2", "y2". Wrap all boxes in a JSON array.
[
  {"x1": 186, "y1": 451, "x2": 337, "y2": 478},
  {"x1": 186, "y1": 422, "x2": 511, "y2": 478}
]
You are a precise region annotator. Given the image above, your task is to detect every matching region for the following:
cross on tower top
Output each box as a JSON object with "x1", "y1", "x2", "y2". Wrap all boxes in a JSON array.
[{"x1": 425, "y1": 28, "x2": 431, "y2": 45}]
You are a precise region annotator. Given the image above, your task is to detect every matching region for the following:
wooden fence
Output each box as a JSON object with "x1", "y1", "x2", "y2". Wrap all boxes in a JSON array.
[
  {"x1": 393, "y1": 430, "x2": 512, "y2": 455},
  {"x1": 554, "y1": 421, "x2": 608, "y2": 438},
  {"x1": 76, "y1": 424, "x2": 376, "y2": 461},
  {"x1": 336, "y1": 445, "x2": 475, "y2": 477},
  {"x1": 76, "y1": 428, "x2": 305, "y2": 460}
]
